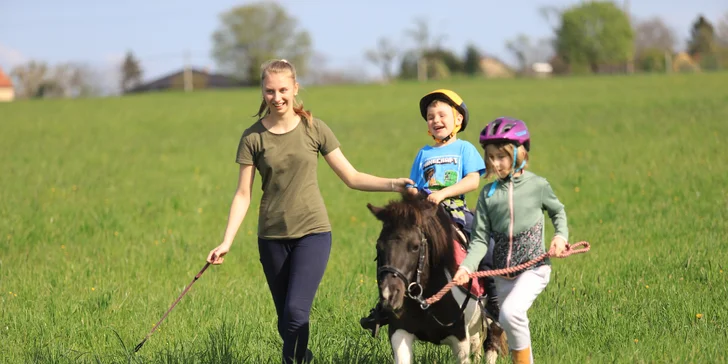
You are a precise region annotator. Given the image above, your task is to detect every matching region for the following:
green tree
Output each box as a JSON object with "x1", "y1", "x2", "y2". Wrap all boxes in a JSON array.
[
  {"x1": 555, "y1": 1, "x2": 634, "y2": 73},
  {"x1": 687, "y1": 15, "x2": 715, "y2": 56},
  {"x1": 398, "y1": 51, "x2": 419, "y2": 80},
  {"x1": 120, "y1": 51, "x2": 143, "y2": 93},
  {"x1": 211, "y1": 2, "x2": 312, "y2": 83},
  {"x1": 463, "y1": 44, "x2": 482, "y2": 76},
  {"x1": 636, "y1": 48, "x2": 668, "y2": 72},
  {"x1": 424, "y1": 48, "x2": 463, "y2": 74}
]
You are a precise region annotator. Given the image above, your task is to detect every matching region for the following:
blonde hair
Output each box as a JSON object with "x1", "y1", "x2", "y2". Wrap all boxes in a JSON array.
[
  {"x1": 483, "y1": 143, "x2": 529, "y2": 179},
  {"x1": 254, "y1": 59, "x2": 313, "y2": 126}
]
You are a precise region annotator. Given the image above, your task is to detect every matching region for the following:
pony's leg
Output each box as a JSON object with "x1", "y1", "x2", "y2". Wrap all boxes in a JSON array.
[
  {"x1": 469, "y1": 331, "x2": 482, "y2": 363},
  {"x1": 484, "y1": 318, "x2": 507, "y2": 364},
  {"x1": 462, "y1": 299, "x2": 489, "y2": 363},
  {"x1": 390, "y1": 329, "x2": 415, "y2": 364},
  {"x1": 442, "y1": 335, "x2": 471, "y2": 364},
  {"x1": 467, "y1": 307, "x2": 485, "y2": 363}
]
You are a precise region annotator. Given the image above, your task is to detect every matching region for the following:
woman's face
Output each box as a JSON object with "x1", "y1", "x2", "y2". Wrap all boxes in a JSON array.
[{"x1": 262, "y1": 71, "x2": 299, "y2": 117}]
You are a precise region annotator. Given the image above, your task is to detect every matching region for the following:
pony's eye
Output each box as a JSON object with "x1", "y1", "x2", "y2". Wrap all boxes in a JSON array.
[{"x1": 409, "y1": 243, "x2": 420, "y2": 253}]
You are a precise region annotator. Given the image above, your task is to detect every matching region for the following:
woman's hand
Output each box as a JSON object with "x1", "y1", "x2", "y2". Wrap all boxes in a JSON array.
[
  {"x1": 391, "y1": 178, "x2": 415, "y2": 192},
  {"x1": 207, "y1": 243, "x2": 231, "y2": 265}
]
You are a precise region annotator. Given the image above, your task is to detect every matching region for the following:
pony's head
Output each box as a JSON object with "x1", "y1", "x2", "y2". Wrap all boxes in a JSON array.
[{"x1": 367, "y1": 192, "x2": 456, "y2": 312}]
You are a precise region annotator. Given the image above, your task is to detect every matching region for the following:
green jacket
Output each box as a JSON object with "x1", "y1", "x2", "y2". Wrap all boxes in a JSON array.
[{"x1": 460, "y1": 171, "x2": 568, "y2": 277}]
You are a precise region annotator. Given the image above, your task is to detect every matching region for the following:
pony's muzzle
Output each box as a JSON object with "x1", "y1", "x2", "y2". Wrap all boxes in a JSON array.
[{"x1": 379, "y1": 275, "x2": 405, "y2": 311}]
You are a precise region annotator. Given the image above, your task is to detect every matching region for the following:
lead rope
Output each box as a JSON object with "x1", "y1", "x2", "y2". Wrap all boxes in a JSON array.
[{"x1": 424, "y1": 241, "x2": 590, "y2": 306}]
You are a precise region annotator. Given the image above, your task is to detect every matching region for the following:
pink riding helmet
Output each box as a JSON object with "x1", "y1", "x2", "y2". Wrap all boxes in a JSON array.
[{"x1": 479, "y1": 117, "x2": 531, "y2": 151}]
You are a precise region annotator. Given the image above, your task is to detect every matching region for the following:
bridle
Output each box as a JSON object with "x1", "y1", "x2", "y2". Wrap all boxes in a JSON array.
[{"x1": 376, "y1": 226, "x2": 473, "y2": 327}]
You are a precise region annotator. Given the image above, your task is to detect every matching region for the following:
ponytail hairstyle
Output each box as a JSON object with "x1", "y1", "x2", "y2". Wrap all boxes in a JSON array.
[{"x1": 254, "y1": 59, "x2": 313, "y2": 126}]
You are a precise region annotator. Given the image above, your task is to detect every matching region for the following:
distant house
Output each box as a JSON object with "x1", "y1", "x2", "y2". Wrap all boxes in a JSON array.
[
  {"x1": 530, "y1": 62, "x2": 553, "y2": 78},
  {"x1": 479, "y1": 56, "x2": 514, "y2": 79},
  {"x1": 672, "y1": 52, "x2": 700, "y2": 73},
  {"x1": 0, "y1": 67, "x2": 15, "y2": 102},
  {"x1": 126, "y1": 68, "x2": 252, "y2": 94}
]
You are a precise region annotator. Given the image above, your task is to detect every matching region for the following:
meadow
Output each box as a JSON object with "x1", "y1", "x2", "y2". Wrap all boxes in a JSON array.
[{"x1": 1, "y1": 72, "x2": 727, "y2": 363}]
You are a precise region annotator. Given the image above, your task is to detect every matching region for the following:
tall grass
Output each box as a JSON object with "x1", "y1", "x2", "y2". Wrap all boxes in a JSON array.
[{"x1": 1, "y1": 72, "x2": 726, "y2": 363}]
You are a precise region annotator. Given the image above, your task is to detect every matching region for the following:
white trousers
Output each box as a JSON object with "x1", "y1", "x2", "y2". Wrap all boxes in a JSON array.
[{"x1": 494, "y1": 264, "x2": 551, "y2": 356}]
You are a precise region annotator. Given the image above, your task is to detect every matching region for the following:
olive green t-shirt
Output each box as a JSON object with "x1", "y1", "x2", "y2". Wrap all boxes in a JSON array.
[{"x1": 236, "y1": 118, "x2": 340, "y2": 239}]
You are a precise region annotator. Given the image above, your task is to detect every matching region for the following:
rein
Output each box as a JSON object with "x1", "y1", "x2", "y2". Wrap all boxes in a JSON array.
[{"x1": 424, "y1": 241, "x2": 591, "y2": 306}]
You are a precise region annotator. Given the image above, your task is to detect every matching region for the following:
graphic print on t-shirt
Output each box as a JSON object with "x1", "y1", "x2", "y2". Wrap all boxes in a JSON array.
[{"x1": 421, "y1": 155, "x2": 461, "y2": 190}]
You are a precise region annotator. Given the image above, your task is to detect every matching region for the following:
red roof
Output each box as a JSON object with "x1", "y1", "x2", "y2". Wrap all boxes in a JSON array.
[{"x1": 0, "y1": 67, "x2": 13, "y2": 88}]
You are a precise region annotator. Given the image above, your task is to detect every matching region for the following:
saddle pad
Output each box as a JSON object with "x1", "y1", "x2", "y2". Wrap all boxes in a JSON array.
[{"x1": 453, "y1": 239, "x2": 485, "y2": 298}]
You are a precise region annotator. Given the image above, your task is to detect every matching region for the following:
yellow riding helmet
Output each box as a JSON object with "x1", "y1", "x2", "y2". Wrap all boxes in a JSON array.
[{"x1": 418, "y1": 89, "x2": 470, "y2": 132}]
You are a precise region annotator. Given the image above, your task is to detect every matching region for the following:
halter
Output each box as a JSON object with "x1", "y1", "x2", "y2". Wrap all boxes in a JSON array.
[{"x1": 377, "y1": 227, "x2": 427, "y2": 303}]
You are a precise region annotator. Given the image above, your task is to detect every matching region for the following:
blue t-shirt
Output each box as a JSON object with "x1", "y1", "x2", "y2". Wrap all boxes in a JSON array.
[{"x1": 409, "y1": 139, "x2": 486, "y2": 197}]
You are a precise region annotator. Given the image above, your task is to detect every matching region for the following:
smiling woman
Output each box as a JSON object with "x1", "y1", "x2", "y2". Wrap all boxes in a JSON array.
[{"x1": 204, "y1": 59, "x2": 414, "y2": 364}]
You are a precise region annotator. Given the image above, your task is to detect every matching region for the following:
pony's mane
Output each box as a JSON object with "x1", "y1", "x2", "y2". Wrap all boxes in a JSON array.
[{"x1": 378, "y1": 193, "x2": 457, "y2": 272}]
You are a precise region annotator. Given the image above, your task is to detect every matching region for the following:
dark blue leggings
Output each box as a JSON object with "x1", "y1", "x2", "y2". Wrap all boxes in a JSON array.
[{"x1": 258, "y1": 231, "x2": 332, "y2": 364}]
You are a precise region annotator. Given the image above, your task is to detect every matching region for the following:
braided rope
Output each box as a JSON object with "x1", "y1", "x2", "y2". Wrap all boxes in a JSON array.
[{"x1": 424, "y1": 241, "x2": 591, "y2": 306}]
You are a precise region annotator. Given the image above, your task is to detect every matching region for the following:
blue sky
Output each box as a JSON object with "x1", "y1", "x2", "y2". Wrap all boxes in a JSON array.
[{"x1": 1, "y1": 0, "x2": 725, "y2": 85}]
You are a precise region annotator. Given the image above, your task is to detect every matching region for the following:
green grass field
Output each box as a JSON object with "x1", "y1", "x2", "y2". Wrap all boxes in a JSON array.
[{"x1": 1, "y1": 72, "x2": 727, "y2": 363}]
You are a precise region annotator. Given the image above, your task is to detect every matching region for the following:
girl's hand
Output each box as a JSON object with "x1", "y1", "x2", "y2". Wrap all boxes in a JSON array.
[
  {"x1": 452, "y1": 267, "x2": 471, "y2": 286},
  {"x1": 207, "y1": 243, "x2": 231, "y2": 265},
  {"x1": 549, "y1": 236, "x2": 567, "y2": 256}
]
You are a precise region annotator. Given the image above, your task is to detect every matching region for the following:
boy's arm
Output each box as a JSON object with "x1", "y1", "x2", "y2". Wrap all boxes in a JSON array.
[
  {"x1": 459, "y1": 188, "x2": 491, "y2": 273},
  {"x1": 428, "y1": 172, "x2": 480, "y2": 203},
  {"x1": 542, "y1": 180, "x2": 568, "y2": 242}
]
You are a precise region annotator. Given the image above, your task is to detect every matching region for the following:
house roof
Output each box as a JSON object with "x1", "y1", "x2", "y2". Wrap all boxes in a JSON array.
[
  {"x1": 127, "y1": 68, "x2": 252, "y2": 93},
  {"x1": 0, "y1": 67, "x2": 13, "y2": 88}
]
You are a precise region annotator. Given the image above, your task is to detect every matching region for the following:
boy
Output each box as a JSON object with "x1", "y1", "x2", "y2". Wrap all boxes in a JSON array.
[{"x1": 360, "y1": 89, "x2": 500, "y2": 337}]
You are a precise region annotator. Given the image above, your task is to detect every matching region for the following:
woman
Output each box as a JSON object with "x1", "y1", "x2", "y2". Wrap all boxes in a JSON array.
[{"x1": 206, "y1": 59, "x2": 413, "y2": 364}]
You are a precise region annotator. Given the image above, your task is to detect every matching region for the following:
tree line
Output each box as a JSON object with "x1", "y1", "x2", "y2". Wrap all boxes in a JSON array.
[{"x1": 8, "y1": 1, "x2": 728, "y2": 99}]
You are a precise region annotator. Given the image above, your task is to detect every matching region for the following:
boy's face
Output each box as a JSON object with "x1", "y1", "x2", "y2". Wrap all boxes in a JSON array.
[{"x1": 426, "y1": 101, "x2": 462, "y2": 141}]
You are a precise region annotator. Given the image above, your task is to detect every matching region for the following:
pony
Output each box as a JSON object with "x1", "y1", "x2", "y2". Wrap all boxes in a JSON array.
[{"x1": 366, "y1": 193, "x2": 507, "y2": 364}]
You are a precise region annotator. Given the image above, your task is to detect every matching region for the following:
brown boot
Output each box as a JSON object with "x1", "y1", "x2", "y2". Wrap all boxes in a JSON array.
[{"x1": 511, "y1": 346, "x2": 531, "y2": 364}]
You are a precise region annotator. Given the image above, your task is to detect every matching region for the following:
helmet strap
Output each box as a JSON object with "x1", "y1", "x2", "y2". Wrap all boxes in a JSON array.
[{"x1": 509, "y1": 144, "x2": 526, "y2": 177}]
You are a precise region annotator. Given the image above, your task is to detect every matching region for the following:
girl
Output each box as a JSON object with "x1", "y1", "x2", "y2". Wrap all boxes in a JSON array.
[
  {"x1": 206, "y1": 59, "x2": 413, "y2": 364},
  {"x1": 453, "y1": 117, "x2": 568, "y2": 364}
]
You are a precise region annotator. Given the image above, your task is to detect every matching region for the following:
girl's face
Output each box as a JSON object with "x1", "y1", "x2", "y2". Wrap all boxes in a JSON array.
[
  {"x1": 485, "y1": 144, "x2": 512, "y2": 179},
  {"x1": 262, "y1": 71, "x2": 298, "y2": 117},
  {"x1": 426, "y1": 102, "x2": 462, "y2": 141}
]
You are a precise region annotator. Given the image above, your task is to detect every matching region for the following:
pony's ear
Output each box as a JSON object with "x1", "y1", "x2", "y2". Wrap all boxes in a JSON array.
[
  {"x1": 421, "y1": 201, "x2": 439, "y2": 218},
  {"x1": 367, "y1": 203, "x2": 385, "y2": 219}
]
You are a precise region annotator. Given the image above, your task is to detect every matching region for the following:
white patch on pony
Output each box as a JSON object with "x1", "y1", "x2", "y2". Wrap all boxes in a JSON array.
[
  {"x1": 391, "y1": 329, "x2": 415, "y2": 364},
  {"x1": 485, "y1": 349, "x2": 498, "y2": 364},
  {"x1": 444, "y1": 268, "x2": 490, "y2": 363},
  {"x1": 382, "y1": 286, "x2": 391, "y2": 301},
  {"x1": 445, "y1": 269, "x2": 481, "y2": 331},
  {"x1": 440, "y1": 335, "x2": 471, "y2": 364}
]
